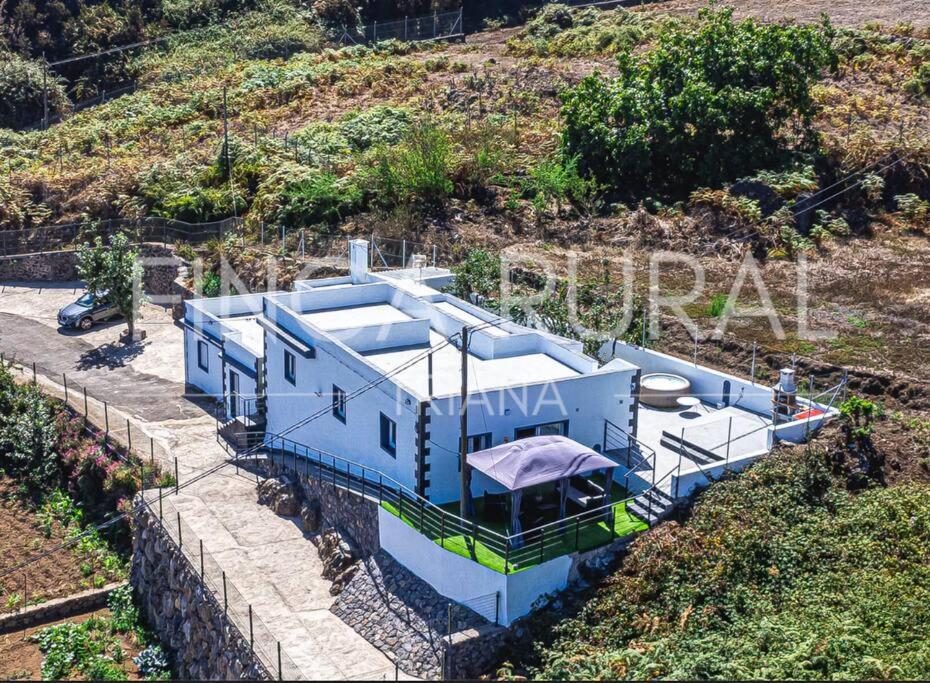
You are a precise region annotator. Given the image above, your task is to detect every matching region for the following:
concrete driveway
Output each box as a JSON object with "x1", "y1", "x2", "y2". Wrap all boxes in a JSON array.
[{"x1": 0, "y1": 279, "x2": 404, "y2": 680}]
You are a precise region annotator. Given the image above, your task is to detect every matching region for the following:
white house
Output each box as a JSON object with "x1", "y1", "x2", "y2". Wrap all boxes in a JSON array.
[{"x1": 183, "y1": 239, "x2": 841, "y2": 626}]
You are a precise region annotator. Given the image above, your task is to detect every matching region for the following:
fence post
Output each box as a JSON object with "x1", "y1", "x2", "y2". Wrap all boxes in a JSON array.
[
  {"x1": 104, "y1": 401, "x2": 109, "y2": 434},
  {"x1": 177, "y1": 511, "x2": 182, "y2": 549},
  {"x1": 402, "y1": 239, "x2": 406, "y2": 267},
  {"x1": 223, "y1": 571, "x2": 228, "y2": 613},
  {"x1": 404, "y1": 16, "x2": 408, "y2": 41},
  {"x1": 200, "y1": 539, "x2": 204, "y2": 578},
  {"x1": 32, "y1": 362, "x2": 36, "y2": 383},
  {"x1": 539, "y1": 527, "x2": 545, "y2": 565},
  {"x1": 494, "y1": 591, "x2": 500, "y2": 626},
  {"x1": 433, "y1": 11, "x2": 438, "y2": 38},
  {"x1": 432, "y1": 244, "x2": 437, "y2": 267},
  {"x1": 278, "y1": 642, "x2": 282, "y2": 680},
  {"x1": 63, "y1": 373, "x2": 68, "y2": 402},
  {"x1": 725, "y1": 417, "x2": 733, "y2": 468},
  {"x1": 84, "y1": 386, "x2": 88, "y2": 418},
  {"x1": 440, "y1": 513, "x2": 445, "y2": 548},
  {"x1": 159, "y1": 488, "x2": 163, "y2": 520},
  {"x1": 175, "y1": 458, "x2": 179, "y2": 493},
  {"x1": 248, "y1": 605, "x2": 254, "y2": 651},
  {"x1": 574, "y1": 516, "x2": 580, "y2": 551},
  {"x1": 750, "y1": 342, "x2": 757, "y2": 384},
  {"x1": 504, "y1": 542, "x2": 510, "y2": 574},
  {"x1": 127, "y1": 418, "x2": 132, "y2": 452},
  {"x1": 150, "y1": 437, "x2": 154, "y2": 465}
]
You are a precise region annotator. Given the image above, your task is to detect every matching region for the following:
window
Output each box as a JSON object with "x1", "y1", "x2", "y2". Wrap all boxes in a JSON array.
[
  {"x1": 458, "y1": 432, "x2": 491, "y2": 471},
  {"x1": 332, "y1": 385, "x2": 346, "y2": 423},
  {"x1": 379, "y1": 413, "x2": 397, "y2": 457},
  {"x1": 284, "y1": 350, "x2": 296, "y2": 385},
  {"x1": 514, "y1": 420, "x2": 568, "y2": 441},
  {"x1": 197, "y1": 341, "x2": 209, "y2": 372}
]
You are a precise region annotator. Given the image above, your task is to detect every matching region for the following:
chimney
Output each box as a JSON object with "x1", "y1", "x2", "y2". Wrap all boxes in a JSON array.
[
  {"x1": 349, "y1": 239, "x2": 369, "y2": 284},
  {"x1": 772, "y1": 368, "x2": 797, "y2": 424}
]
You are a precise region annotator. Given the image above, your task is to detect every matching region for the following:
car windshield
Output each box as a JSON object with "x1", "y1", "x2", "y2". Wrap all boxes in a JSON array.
[{"x1": 76, "y1": 292, "x2": 106, "y2": 306}]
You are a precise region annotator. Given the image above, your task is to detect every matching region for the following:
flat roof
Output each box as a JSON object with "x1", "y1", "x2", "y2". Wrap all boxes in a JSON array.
[
  {"x1": 362, "y1": 331, "x2": 580, "y2": 397},
  {"x1": 432, "y1": 301, "x2": 509, "y2": 337},
  {"x1": 300, "y1": 303, "x2": 412, "y2": 331},
  {"x1": 223, "y1": 317, "x2": 263, "y2": 356}
]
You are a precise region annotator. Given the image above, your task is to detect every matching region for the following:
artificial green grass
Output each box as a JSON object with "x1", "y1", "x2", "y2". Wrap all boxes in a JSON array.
[{"x1": 381, "y1": 491, "x2": 648, "y2": 574}]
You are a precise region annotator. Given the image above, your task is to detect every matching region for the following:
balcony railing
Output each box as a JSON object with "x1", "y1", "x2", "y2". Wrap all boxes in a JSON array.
[{"x1": 260, "y1": 435, "x2": 653, "y2": 574}]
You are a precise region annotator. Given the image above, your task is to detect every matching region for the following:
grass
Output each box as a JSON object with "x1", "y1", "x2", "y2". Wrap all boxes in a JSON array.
[{"x1": 381, "y1": 487, "x2": 648, "y2": 574}]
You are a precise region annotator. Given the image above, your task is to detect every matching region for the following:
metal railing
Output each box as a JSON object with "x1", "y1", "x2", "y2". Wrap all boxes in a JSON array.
[
  {"x1": 141, "y1": 492, "x2": 302, "y2": 680},
  {"x1": 260, "y1": 434, "x2": 656, "y2": 575},
  {"x1": 339, "y1": 9, "x2": 464, "y2": 46},
  {"x1": 0, "y1": 216, "x2": 243, "y2": 256}
]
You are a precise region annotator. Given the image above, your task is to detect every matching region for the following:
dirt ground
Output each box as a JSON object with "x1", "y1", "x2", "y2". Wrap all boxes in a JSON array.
[
  {"x1": 640, "y1": 0, "x2": 930, "y2": 28},
  {"x1": 0, "y1": 609, "x2": 144, "y2": 681},
  {"x1": 0, "y1": 478, "x2": 103, "y2": 615}
]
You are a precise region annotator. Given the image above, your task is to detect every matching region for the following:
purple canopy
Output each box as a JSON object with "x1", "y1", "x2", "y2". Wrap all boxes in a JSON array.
[{"x1": 466, "y1": 435, "x2": 617, "y2": 491}]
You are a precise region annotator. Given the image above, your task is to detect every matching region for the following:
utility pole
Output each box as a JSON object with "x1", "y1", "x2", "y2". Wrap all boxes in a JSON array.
[
  {"x1": 459, "y1": 326, "x2": 469, "y2": 519},
  {"x1": 42, "y1": 53, "x2": 49, "y2": 130},
  {"x1": 222, "y1": 85, "x2": 237, "y2": 218}
]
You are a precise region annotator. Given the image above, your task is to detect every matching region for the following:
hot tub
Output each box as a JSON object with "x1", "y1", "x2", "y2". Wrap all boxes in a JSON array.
[{"x1": 639, "y1": 373, "x2": 692, "y2": 408}]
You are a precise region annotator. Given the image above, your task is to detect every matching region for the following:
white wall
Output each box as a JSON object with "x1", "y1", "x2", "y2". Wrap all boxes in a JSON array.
[
  {"x1": 379, "y1": 508, "x2": 573, "y2": 626},
  {"x1": 263, "y1": 331, "x2": 421, "y2": 491},
  {"x1": 184, "y1": 327, "x2": 223, "y2": 399},
  {"x1": 426, "y1": 368, "x2": 637, "y2": 504},
  {"x1": 671, "y1": 447, "x2": 771, "y2": 499},
  {"x1": 601, "y1": 341, "x2": 774, "y2": 415}
]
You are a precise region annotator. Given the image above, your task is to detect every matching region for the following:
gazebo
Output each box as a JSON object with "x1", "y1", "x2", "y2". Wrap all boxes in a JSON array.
[{"x1": 465, "y1": 435, "x2": 618, "y2": 547}]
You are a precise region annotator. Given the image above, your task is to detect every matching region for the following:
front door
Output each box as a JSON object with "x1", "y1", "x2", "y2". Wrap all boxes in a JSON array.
[{"x1": 228, "y1": 370, "x2": 240, "y2": 418}]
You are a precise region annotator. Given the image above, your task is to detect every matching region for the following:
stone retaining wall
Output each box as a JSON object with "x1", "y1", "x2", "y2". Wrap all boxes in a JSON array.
[
  {"x1": 266, "y1": 460, "x2": 380, "y2": 556},
  {"x1": 0, "y1": 582, "x2": 125, "y2": 634},
  {"x1": 333, "y1": 550, "x2": 506, "y2": 680},
  {"x1": 0, "y1": 246, "x2": 183, "y2": 296},
  {"x1": 131, "y1": 506, "x2": 267, "y2": 680}
]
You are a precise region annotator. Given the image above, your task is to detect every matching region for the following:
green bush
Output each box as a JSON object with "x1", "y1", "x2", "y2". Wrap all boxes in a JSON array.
[
  {"x1": 338, "y1": 105, "x2": 412, "y2": 151},
  {"x1": 370, "y1": 122, "x2": 454, "y2": 208},
  {"x1": 508, "y1": 447, "x2": 930, "y2": 680},
  {"x1": 275, "y1": 170, "x2": 362, "y2": 226},
  {"x1": 0, "y1": 52, "x2": 70, "y2": 129},
  {"x1": 560, "y1": 8, "x2": 836, "y2": 195}
]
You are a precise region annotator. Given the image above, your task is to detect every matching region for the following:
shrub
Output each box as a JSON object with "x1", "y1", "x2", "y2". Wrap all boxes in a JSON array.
[
  {"x1": 338, "y1": 105, "x2": 412, "y2": 151},
  {"x1": 0, "y1": 52, "x2": 70, "y2": 129},
  {"x1": 133, "y1": 645, "x2": 170, "y2": 678},
  {"x1": 0, "y1": 385, "x2": 61, "y2": 490},
  {"x1": 896, "y1": 193, "x2": 930, "y2": 222},
  {"x1": 560, "y1": 8, "x2": 836, "y2": 195},
  {"x1": 275, "y1": 170, "x2": 362, "y2": 226},
  {"x1": 370, "y1": 122, "x2": 454, "y2": 208},
  {"x1": 523, "y1": 155, "x2": 600, "y2": 216}
]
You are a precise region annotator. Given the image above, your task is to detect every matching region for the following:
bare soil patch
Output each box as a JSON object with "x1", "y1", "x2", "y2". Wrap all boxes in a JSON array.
[
  {"x1": 639, "y1": 0, "x2": 930, "y2": 28},
  {"x1": 0, "y1": 478, "x2": 96, "y2": 614}
]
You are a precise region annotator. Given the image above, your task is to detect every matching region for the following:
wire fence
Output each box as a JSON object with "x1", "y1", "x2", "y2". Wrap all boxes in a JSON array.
[
  {"x1": 338, "y1": 9, "x2": 464, "y2": 46},
  {"x1": 142, "y1": 492, "x2": 302, "y2": 680},
  {"x1": 0, "y1": 217, "x2": 243, "y2": 257}
]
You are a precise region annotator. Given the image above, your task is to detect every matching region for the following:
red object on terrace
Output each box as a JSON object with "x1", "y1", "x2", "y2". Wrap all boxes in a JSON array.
[{"x1": 795, "y1": 408, "x2": 824, "y2": 420}]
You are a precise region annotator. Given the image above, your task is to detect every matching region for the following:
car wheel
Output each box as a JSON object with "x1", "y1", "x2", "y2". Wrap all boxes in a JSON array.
[{"x1": 78, "y1": 316, "x2": 93, "y2": 331}]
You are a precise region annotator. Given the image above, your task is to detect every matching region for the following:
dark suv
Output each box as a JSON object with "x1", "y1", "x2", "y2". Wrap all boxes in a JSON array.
[{"x1": 58, "y1": 291, "x2": 120, "y2": 330}]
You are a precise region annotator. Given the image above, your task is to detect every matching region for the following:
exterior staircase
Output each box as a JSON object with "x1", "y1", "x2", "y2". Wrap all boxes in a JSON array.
[
  {"x1": 217, "y1": 395, "x2": 267, "y2": 454},
  {"x1": 659, "y1": 429, "x2": 726, "y2": 466},
  {"x1": 628, "y1": 486, "x2": 675, "y2": 526}
]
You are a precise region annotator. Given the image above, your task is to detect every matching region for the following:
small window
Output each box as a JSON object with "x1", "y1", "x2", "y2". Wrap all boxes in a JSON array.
[
  {"x1": 458, "y1": 432, "x2": 491, "y2": 471},
  {"x1": 332, "y1": 385, "x2": 346, "y2": 423},
  {"x1": 197, "y1": 340, "x2": 209, "y2": 372},
  {"x1": 379, "y1": 413, "x2": 397, "y2": 457},
  {"x1": 515, "y1": 421, "x2": 567, "y2": 441},
  {"x1": 284, "y1": 349, "x2": 296, "y2": 385}
]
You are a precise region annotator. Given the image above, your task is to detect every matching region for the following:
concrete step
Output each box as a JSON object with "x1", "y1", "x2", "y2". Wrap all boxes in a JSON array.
[
  {"x1": 628, "y1": 489, "x2": 675, "y2": 526},
  {"x1": 660, "y1": 433, "x2": 725, "y2": 466}
]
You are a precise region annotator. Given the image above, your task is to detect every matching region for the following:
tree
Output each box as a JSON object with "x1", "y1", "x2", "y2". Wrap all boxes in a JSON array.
[
  {"x1": 77, "y1": 231, "x2": 145, "y2": 339},
  {"x1": 559, "y1": 8, "x2": 836, "y2": 195}
]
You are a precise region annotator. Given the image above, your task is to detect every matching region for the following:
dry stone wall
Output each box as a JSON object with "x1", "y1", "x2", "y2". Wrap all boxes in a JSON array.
[{"x1": 131, "y1": 506, "x2": 268, "y2": 680}]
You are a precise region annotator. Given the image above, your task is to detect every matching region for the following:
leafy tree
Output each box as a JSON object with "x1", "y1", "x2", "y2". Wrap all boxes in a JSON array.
[
  {"x1": 446, "y1": 250, "x2": 501, "y2": 308},
  {"x1": 559, "y1": 8, "x2": 836, "y2": 195},
  {"x1": 0, "y1": 52, "x2": 70, "y2": 128},
  {"x1": 77, "y1": 232, "x2": 145, "y2": 339}
]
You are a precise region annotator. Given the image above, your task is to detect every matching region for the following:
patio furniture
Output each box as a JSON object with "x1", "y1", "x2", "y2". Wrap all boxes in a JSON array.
[
  {"x1": 567, "y1": 476, "x2": 606, "y2": 511},
  {"x1": 465, "y1": 435, "x2": 617, "y2": 548},
  {"x1": 483, "y1": 491, "x2": 508, "y2": 523},
  {"x1": 676, "y1": 396, "x2": 701, "y2": 410}
]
